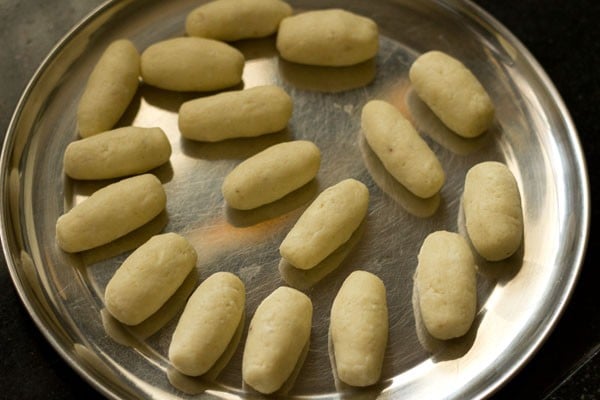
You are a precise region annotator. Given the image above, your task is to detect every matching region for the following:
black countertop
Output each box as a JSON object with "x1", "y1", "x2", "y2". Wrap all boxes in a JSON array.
[{"x1": 0, "y1": 1, "x2": 598, "y2": 399}]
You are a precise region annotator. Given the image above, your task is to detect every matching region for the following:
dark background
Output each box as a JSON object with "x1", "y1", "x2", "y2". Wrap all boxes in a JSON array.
[{"x1": 0, "y1": 0, "x2": 598, "y2": 399}]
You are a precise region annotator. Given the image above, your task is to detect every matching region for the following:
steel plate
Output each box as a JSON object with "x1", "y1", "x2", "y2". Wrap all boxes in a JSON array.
[{"x1": 0, "y1": 0, "x2": 589, "y2": 399}]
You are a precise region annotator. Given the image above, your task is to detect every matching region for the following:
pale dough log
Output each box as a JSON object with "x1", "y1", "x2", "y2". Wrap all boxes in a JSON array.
[
  {"x1": 169, "y1": 272, "x2": 245, "y2": 376},
  {"x1": 77, "y1": 39, "x2": 140, "y2": 138},
  {"x1": 140, "y1": 37, "x2": 244, "y2": 92},
  {"x1": 222, "y1": 140, "x2": 320, "y2": 210},
  {"x1": 105, "y1": 233, "x2": 197, "y2": 326},
  {"x1": 415, "y1": 231, "x2": 477, "y2": 340},
  {"x1": 463, "y1": 161, "x2": 523, "y2": 261},
  {"x1": 279, "y1": 178, "x2": 369, "y2": 270},
  {"x1": 330, "y1": 270, "x2": 388, "y2": 387},
  {"x1": 63, "y1": 126, "x2": 171, "y2": 180},
  {"x1": 361, "y1": 99, "x2": 445, "y2": 198},
  {"x1": 55, "y1": 174, "x2": 166, "y2": 252},
  {"x1": 409, "y1": 50, "x2": 494, "y2": 138},
  {"x1": 242, "y1": 286, "x2": 312, "y2": 394},
  {"x1": 186, "y1": 0, "x2": 292, "y2": 41},
  {"x1": 178, "y1": 85, "x2": 292, "y2": 142},
  {"x1": 276, "y1": 9, "x2": 378, "y2": 66}
]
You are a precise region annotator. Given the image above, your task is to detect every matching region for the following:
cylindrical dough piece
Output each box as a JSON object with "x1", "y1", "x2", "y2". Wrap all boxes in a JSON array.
[
  {"x1": 178, "y1": 85, "x2": 293, "y2": 142},
  {"x1": 77, "y1": 39, "x2": 140, "y2": 138},
  {"x1": 140, "y1": 37, "x2": 244, "y2": 92},
  {"x1": 222, "y1": 140, "x2": 320, "y2": 210},
  {"x1": 279, "y1": 178, "x2": 369, "y2": 270},
  {"x1": 463, "y1": 161, "x2": 523, "y2": 261},
  {"x1": 409, "y1": 50, "x2": 495, "y2": 138},
  {"x1": 56, "y1": 174, "x2": 166, "y2": 252},
  {"x1": 186, "y1": 0, "x2": 292, "y2": 41},
  {"x1": 243, "y1": 286, "x2": 312, "y2": 394},
  {"x1": 63, "y1": 126, "x2": 171, "y2": 180},
  {"x1": 276, "y1": 9, "x2": 378, "y2": 66},
  {"x1": 361, "y1": 100, "x2": 445, "y2": 198},
  {"x1": 330, "y1": 270, "x2": 388, "y2": 387},
  {"x1": 415, "y1": 231, "x2": 477, "y2": 340},
  {"x1": 169, "y1": 272, "x2": 245, "y2": 376},
  {"x1": 105, "y1": 233, "x2": 197, "y2": 326}
]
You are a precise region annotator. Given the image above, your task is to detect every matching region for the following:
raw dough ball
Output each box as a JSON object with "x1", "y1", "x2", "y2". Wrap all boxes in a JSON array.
[
  {"x1": 276, "y1": 9, "x2": 378, "y2": 66},
  {"x1": 77, "y1": 39, "x2": 140, "y2": 137},
  {"x1": 330, "y1": 270, "x2": 388, "y2": 386},
  {"x1": 415, "y1": 231, "x2": 477, "y2": 340},
  {"x1": 409, "y1": 50, "x2": 494, "y2": 138},
  {"x1": 242, "y1": 286, "x2": 312, "y2": 394},
  {"x1": 463, "y1": 161, "x2": 523, "y2": 261}
]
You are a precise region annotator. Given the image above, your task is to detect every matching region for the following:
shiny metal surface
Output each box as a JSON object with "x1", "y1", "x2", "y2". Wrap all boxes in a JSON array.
[{"x1": 0, "y1": 0, "x2": 589, "y2": 399}]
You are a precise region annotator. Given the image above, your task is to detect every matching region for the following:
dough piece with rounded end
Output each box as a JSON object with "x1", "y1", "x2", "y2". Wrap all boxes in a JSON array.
[
  {"x1": 361, "y1": 100, "x2": 445, "y2": 198},
  {"x1": 140, "y1": 37, "x2": 244, "y2": 92},
  {"x1": 276, "y1": 9, "x2": 378, "y2": 66},
  {"x1": 330, "y1": 270, "x2": 388, "y2": 387},
  {"x1": 186, "y1": 0, "x2": 292, "y2": 41},
  {"x1": 77, "y1": 39, "x2": 140, "y2": 138},
  {"x1": 169, "y1": 272, "x2": 245, "y2": 376},
  {"x1": 409, "y1": 50, "x2": 495, "y2": 138},
  {"x1": 178, "y1": 85, "x2": 292, "y2": 142},
  {"x1": 243, "y1": 286, "x2": 312, "y2": 394},
  {"x1": 105, "y1": 233, "x2": 197, "y2": 326},
  {"x1": 222, "y1": 140, "x2": 320, "y2": 210},
  {"x1": 56, "y1": 174, "x2": 166, "y2": 252},
  {"x1": 63, "y1": 126, "x2": 171, "y2": 180},
  {"x1": 463, "y1": 161, "x2": 523, "y2": 261},
  {"x1": 415, "y1": 231, "x2": 477, "y2": 340},
  {"x1": 279, "y1": 179, "x2": 369, "y2": 270}
]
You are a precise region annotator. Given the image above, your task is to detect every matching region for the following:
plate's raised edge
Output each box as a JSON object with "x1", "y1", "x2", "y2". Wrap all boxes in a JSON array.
[
  {"x1": 0, "y1": 1, "x2": 130, "y2": 399},
  {"x1": 458, "y1": 0, "x2": 591, "y2": 398}
]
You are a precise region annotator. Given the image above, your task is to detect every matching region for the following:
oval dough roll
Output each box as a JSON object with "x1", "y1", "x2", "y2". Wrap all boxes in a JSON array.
[
  {"x1": 169, "y1": 272, "x2": 245, "y2": 376},
  {"x1": 276, "y1": 9, "x2": 378, "y2": 66},
  {"x1": 415, "y1": 231, "x2": 477, "y2": 340},
  {"x1": 409, "y1": 50, "x2": 494, "y2": 138},
  {"x1": 463, "y1": 161, "x2": 523, "y2": 261},
  {"x1": 178, "y1": 85, "x2": 292, "y2": 142},
  {"x1": 140, "y1": 37, "x2": 244, "y2": 92},
  {"x1": 330, "y1": 270, "x2": 388, "y2": 387},
  {"x1": 186, "y1": 0, "x2": 292, "y2": 41},
  {"x1": 55, "y1": 174, "x2": 166, "y2": 252},
  {"x1": 63, "y1": 126, "x2": 171, "y2": 180},
  {"x1": 105, "y1": 233, "x2": 197, "y2": 326},
  {"x1": 361, "y1": 99, "x2": 445, "y2": 198},
  {"x1": 222, "y1": 140, "x2": 320, "y2": 210},
  {"x1": 279, "y1": 178, "x2": 369, "y2": 270},
  {"x1": 242, "y1": 286, "x2": 312, "y2": 394},
  {"x1": 77, "y1": 39, "x2": 140, "y2": 138}
]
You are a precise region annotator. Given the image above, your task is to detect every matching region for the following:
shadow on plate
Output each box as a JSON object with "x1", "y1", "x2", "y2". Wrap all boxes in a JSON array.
[
  {"x1": 232, "y1": 36, "x2": 278, "y2": 61},
  {"x1": 359, "y1": 134, "x2": 441, "y2": 218},
  {"x1": 278, "y1": 58, "x2": 376, "y2": 93},
  {"x1": 180, "y1": 129, "x2": 293, "y2": 160},
  {"x1": 225, "y1": 179, "x2": 319, "y2": 228},
  {"x1": 279, "y1": 220, "x2": 366, "y2": 290}
]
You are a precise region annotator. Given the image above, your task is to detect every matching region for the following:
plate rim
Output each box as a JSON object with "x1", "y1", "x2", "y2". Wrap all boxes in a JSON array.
[{"x1": 0, "y1": 0, "x2": 590, "y2": 399}]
